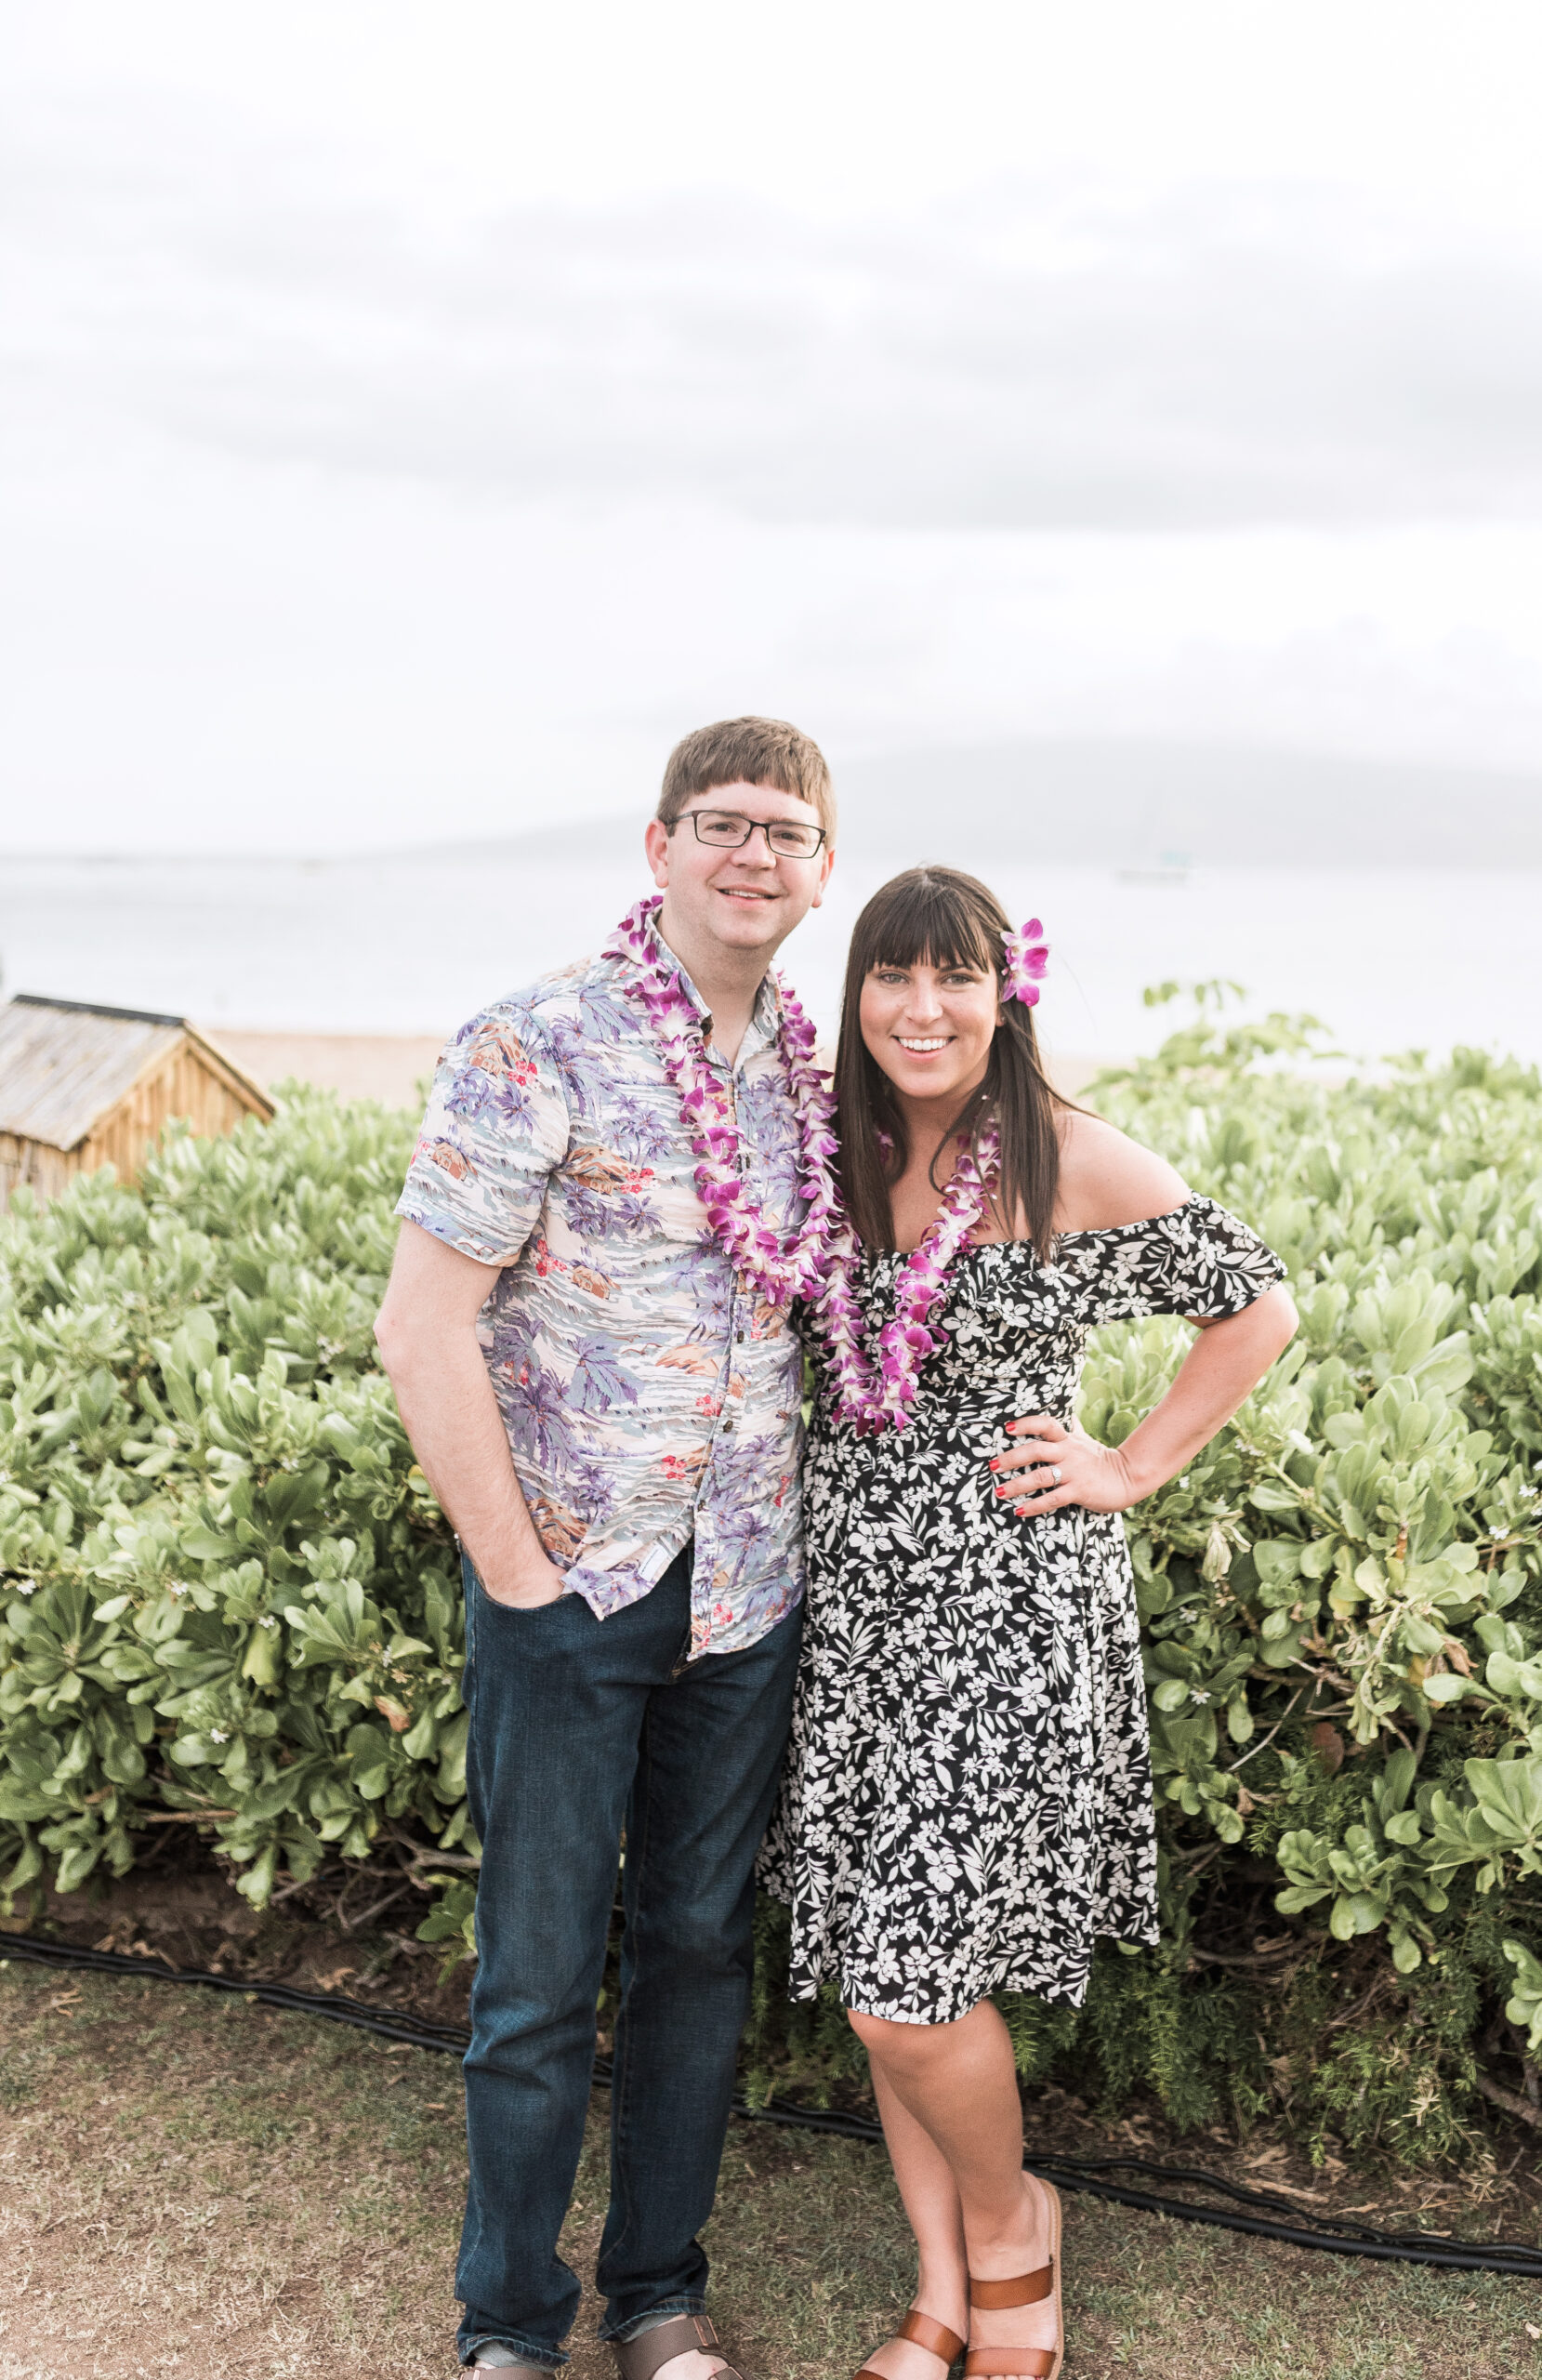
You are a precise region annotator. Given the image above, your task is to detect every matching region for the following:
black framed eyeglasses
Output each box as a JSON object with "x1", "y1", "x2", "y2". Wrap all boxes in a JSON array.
[{"x1": 673, "y1": 809, "x2": 827, "y2": 860}]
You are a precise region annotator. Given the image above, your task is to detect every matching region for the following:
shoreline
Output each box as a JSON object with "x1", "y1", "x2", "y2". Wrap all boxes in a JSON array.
[
  {"x1": 208, "y1": 1031, "x2": 446, "y2": 1107},
  {"x1": 208, "y1": 1030, "x2": 1114, "y2": 1107}
]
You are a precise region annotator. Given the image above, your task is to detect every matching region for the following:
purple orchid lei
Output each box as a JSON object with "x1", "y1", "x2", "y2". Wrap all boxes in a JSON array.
[
  {"x1": 602, "y1": 894, "x2": 842, "y2": 1307},
  {"x1": 811, "y1": 910, "x2": 1048, "y2": 1434},
  {"x1": 811, "y1": 1118, "x2": 1001, "y2": 1435},
  {"x1": 603, "y1": 894, "x2": 1047, "y2": 1431}
]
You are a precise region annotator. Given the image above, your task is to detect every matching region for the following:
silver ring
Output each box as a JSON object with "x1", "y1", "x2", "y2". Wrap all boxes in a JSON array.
[{"x1": 1050, "y1": 1463, "x2": 1062, "y2": 1485}]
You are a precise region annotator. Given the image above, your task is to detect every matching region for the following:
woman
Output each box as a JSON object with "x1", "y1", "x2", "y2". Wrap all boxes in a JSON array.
[{"x1": 759, "y1": 867, "x2": 1296, "y2": 2380}]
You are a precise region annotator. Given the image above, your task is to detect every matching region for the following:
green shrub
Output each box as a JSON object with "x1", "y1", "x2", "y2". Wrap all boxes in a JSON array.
[
  {"x1": 0, "y1": 1096, "x2": 469, "y2": 1908},
  {"x1": 4, "y1": 995, "x2": 1542, "y2": 2162}
]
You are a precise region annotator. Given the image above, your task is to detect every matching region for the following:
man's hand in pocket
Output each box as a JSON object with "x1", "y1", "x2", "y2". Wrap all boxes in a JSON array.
[{"x1": 478, "y1": 1553, "x2": 569, "y2": 1610}]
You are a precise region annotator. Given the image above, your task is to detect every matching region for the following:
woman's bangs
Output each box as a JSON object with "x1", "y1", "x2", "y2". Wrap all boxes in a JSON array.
[{"x1": 863, "y1": 879, "x2": 998, "y2": 978}]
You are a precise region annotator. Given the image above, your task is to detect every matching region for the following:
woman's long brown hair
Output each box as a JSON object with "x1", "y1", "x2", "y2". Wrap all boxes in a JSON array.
[{"x1": 835, "y1": 866, "x2": 1065, "y2": 1254}]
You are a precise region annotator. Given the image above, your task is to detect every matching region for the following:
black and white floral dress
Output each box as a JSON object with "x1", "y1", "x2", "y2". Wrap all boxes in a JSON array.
[{"x1": 758, "y1": 1196, "x2": 1285, "y2": 2025}]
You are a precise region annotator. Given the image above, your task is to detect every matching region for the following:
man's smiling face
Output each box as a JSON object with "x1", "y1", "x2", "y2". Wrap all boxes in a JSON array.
[{"x1": 644, "y1": 781, "x2": 835, "y2": 967}]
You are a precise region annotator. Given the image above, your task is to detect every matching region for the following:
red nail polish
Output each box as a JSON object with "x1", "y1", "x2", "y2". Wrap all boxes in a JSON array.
[{"x1": 988, "y1": 1458, "x2": 1000, "y2": 1470}]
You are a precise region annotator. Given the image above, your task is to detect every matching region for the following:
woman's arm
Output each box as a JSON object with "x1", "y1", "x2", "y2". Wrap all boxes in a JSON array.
[{"x1": 991, "y1": 1283, "x2": 1298, "y2": 1516}]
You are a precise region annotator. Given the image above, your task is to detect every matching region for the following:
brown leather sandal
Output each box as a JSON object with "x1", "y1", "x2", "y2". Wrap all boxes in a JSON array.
[
  {"x1": 853, "y1": 2307, "x2": 966, "y2": 2379},
  {"x1": 962, "y1": 2177, "x2": 1063, "y2": 2379},
  {"x1": 611, "y1": 2312, "x2": 746, "y2": 2380}
]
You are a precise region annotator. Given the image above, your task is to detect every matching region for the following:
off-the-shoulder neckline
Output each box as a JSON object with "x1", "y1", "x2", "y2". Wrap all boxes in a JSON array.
[
  {"x1": 876, "y1": 1195, "x2": 1204, "y2": 1264},
  {"x1": 1048, "y1": 1195, "x2": 1203, "y2": 1246}
]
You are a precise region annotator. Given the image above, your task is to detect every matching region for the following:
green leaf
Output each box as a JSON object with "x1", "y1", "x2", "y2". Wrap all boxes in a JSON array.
[
  {"x1": 1275, "y1": 1884, "x2": 1331, "y2": 1913},
  {"x1": 1247, "y1": 1481, "x2": 1301, "y2": 1513}
]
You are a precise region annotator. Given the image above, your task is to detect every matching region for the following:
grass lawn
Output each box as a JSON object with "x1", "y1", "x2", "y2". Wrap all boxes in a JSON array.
[{"x1": 3, "y1": 1961, "x2": 1542, "y2": 2379}]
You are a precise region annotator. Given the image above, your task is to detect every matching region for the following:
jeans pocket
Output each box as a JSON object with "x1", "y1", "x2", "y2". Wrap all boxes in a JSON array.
[
  {"x1": 462, "y1": 1549, "x2": 574, "y2": 1638},
  {"x1": 459, "y1": 1548, "x2": 479, "y2": 1684}
]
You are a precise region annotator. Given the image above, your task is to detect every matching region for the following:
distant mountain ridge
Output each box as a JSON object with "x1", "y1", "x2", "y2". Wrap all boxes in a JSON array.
[{"x1": 413, "y1": 740, "x2": 1542, "y2": 872}]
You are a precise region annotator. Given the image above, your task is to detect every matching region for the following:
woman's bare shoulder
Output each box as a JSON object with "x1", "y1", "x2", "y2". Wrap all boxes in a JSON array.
[{"x1": 1051, "y1": 1108, "x2": 1191, "y2": 1234}]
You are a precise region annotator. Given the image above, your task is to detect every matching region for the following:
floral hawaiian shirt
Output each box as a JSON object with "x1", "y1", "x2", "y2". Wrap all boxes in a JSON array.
[{"x1": 394, "y1": 925, "x2": 808, "y2": 1658}]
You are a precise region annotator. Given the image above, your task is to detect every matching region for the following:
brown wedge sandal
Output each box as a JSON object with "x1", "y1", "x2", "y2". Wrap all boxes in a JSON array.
[
  {"x1": 962, "y1": 2176, "x2": 1063, "y2": 2380},
  {"x1": 611, "y1": 2312, "x2": 747, "y2": 2380},
  {"x1": 853, "y1": 2308, "x2": 966, "y2": 2380}
]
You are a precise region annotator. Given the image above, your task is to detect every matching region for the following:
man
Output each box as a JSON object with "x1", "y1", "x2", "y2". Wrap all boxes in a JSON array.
[{"x1": 376, "y1": 718, "x2": 837, "y2": 2377}]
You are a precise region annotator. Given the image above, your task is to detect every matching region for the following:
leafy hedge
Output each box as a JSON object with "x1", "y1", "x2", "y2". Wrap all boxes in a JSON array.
[
  {"x1": 0, "y1": 1103, "x2": 469, "y2": 1919},
  {"x1": 4, "y1": 996, "x2": 1542, "y2": 2162}
]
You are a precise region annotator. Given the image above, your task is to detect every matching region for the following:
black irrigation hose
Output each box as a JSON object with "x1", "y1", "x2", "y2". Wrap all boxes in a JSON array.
[
  {"x1": 6, "y1": 1928, "x2": 1541, "y2": 2279},
  {"x1": 0, "y1": 1928, "x2": 473, "y2": 2054}
]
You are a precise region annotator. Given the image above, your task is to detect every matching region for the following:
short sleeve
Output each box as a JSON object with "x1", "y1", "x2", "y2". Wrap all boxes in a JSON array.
[
  {"x1": 395, "y1": 1002, "x2": 571, "y2": 1266},
  {"x1": 1061, "y1": 1195, "x2": 1287, "y2": 1327}
]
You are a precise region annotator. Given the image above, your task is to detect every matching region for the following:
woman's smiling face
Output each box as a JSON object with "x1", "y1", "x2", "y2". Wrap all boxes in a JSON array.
[{"x1": 858, "y1": 954, "x2": 1001, "y2": 1106}]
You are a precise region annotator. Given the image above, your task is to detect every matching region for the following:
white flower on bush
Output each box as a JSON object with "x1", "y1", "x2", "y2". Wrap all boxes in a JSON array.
[
  {"x1": 209, "y1": 1727, "x2": 230, "y2": 1744},
  {"x1": 15, "y1": 1579, "x2": 38, "y2": 1596}
]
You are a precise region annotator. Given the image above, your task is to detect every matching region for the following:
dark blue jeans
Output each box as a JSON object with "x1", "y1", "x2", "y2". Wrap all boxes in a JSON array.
[{"x1": 455, "y1": 1545, "x2": 802, "y2": 2371}]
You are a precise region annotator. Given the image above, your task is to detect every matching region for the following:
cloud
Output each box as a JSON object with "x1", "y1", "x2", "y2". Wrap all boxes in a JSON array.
[{"x1": 7, "y1": 99, "x2": 1542, "y2": 532}]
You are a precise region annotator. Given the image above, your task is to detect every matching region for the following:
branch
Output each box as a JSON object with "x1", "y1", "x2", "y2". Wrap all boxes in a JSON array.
[
  {"x1": 387, "y1": 1826, "x2": 481, "y2": 1874},
  {"x1": 338, "y1": 1881, "x2": 414, "y2": 1936},
  {"x1": 1188, "y1": 1946, "x2": 1305, "y2": 1974},
  {"x1": 1228, "y1": 1682, "x2": 1311, "y2": 1774},
  {"x1": 134, "y1": 1807, "x2": 240, "y2": 1823},
  {"x1": 1474, "y1": 2069, "x2": 1542, "y2": 2130}
]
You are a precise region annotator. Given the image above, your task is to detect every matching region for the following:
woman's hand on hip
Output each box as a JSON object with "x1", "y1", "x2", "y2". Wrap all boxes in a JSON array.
[{"x1": 988, "y1": 1411, "x2": 1141, "y2": 1516}]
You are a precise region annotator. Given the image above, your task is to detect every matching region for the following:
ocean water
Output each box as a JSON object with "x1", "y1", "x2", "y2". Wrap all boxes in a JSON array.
[{"x1": 1, "y1": 849, "x2": 1538, "y2": 1070}]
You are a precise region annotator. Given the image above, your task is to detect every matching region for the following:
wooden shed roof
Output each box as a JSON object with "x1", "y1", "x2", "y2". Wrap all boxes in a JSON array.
[{"x1": 0, "y1": 995, "x2": 274, "y2": 1153}]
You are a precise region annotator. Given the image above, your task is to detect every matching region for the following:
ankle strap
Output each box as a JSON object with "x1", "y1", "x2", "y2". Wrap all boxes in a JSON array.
[
  {"x1": 899, "y1": 2310, "x2": 966, "y2": 2363},
  {"x1": 969, "y1": 2262, "x2": 1053, "y2": 2309},
  {"x1": 613, "y1": 2315, "x2": 730, "y2": 2380}
]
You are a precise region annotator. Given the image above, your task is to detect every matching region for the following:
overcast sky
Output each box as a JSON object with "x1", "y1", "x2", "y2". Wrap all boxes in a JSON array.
[{"x1": 5, "y1": 1, "x2": 1542, "y2": 853}]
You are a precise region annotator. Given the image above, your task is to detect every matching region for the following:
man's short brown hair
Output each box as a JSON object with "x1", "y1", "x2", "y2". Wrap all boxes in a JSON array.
[{"x1": 657, "y1": 717, "x2": 836, "y2": 840}]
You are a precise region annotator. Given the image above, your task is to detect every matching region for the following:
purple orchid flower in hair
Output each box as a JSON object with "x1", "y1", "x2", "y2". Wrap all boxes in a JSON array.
[{"x1": 1001, "y1": 918, "x2": 1049, "y2": 1007}]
